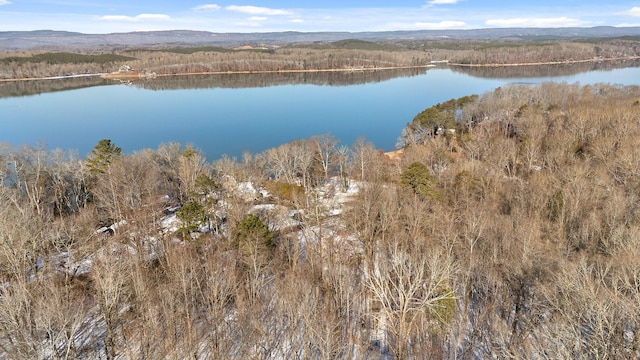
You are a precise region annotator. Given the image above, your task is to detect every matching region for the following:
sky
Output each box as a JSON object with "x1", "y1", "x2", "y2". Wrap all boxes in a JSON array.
[{"x1": 1, "y1": 1, "x2": 640, "y2": 34}]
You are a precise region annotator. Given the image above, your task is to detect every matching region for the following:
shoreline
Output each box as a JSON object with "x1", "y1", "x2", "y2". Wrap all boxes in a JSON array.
[
  {"x1": 0, "y1": 73, "x2": 107, "y2": 83},
  {"x1": 2, "y1": 56, "x2": 638, "y2": 82},
  {"x1": 448, "y1": 56, "x2": 640, "y2": 67},
  {"x1": 0, "y1": 65, "x2": 435, "y2": 83},
  {"x1": 101, "y1": 64, "x2": 436, "y2": 80}
]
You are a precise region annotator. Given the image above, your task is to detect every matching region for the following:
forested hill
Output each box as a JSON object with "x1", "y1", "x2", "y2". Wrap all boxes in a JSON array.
[{"x1": 2, "y1": 26, "x2": 640, "y2": 50}]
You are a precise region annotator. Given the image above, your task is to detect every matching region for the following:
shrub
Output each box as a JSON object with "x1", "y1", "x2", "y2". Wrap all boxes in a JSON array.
[{"x1": 264, "y1": 180, "x2": 305, "y2": 202}]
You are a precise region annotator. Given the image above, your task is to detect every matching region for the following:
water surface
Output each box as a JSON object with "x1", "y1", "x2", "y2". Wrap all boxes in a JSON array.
[{"x1": 2, "y1": 62, "x2": 640, "y2": 160}]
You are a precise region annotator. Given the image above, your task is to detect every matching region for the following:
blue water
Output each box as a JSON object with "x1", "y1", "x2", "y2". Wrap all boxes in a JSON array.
[{"x1": 2, "y1": 67, "x2": 640, "y2": 160}]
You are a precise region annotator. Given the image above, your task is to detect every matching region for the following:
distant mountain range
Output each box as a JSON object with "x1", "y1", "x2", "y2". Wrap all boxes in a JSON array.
[{"x1": 2, "y1": 27, "x2": 640, "y2": 51}]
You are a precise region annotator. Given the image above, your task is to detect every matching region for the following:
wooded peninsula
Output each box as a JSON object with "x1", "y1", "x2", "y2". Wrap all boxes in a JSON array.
[{"x1": 2, "y1": 35, "x2": 640, "y2": 359}]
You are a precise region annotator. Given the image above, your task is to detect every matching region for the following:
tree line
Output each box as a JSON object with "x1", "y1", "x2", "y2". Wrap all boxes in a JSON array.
[
  {"x1": 1, "y1": 82, "x2": 640, "y2": 358},
  {"x1": 405, "y1": 37, "x2": 640, "y2": 65},
  {"x1": 2, "y1": 37, "x2": 638, "y2": 79}
]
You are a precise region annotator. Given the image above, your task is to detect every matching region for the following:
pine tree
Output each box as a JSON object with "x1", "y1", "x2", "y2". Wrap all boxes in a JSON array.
[
  {"x1": 176, "y1": 201, "x2": 206, "y2": 239},
  {"x1": 86, "y1": 139, "x2": 121, "y2": 174},
  {"x1": 400, "y1": 161, "x2": 441, "y2": 200},
  {"x1": 233, "y1": 214, "x2": 277, "y2": 252}
]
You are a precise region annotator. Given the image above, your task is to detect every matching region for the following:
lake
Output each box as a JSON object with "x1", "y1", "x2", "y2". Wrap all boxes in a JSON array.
[{"x1": 2, "y1": 60, "x2": 640, "y2": 161}]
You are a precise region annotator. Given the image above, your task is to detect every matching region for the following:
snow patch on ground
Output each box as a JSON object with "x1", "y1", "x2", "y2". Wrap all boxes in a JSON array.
[
  {"x1": 315, "y1": 178, "x2": 362, "y2": 216},
  {"x1": 251, "y1": 203, "x2": 302, "y2": 232},
  {"x1": 160, "y1": 212, "x2": 180, "y2": 233}
]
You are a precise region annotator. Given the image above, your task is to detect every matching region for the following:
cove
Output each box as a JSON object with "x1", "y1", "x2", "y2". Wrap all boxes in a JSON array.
[{"x1": 1, "y1": 61, "x2": 640, "y2": 161}]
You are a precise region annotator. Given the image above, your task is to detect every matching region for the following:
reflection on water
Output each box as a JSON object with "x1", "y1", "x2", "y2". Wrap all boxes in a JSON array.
[
  {"x1": 3, "y1": 60, "x2": 638, "y2": 98},
  {"x1": 0, "y1": 76, "x2": 113, "y2": 98},
  {"x1": 450, "y1": 59, "x2": 640, "y2": 79},
  {"x1": 0, "y1": 67, "x2": 428, "y2": 98},
  {"x1": 3, "y1": 64, "x2": 640, "y2": 161},
  {"x1": 131, "y1": 67, "x2": 429, "y2": 91}
]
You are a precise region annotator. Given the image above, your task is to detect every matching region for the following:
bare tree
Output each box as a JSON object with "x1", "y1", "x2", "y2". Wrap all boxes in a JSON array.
[
  {"x1": 351, "y1": 137, "x2": 381, "y2": 182},
  {"x1": 178, "y1": 145, "x2": 207, "y2": 202},
  {"x1": 366, "y1": 240, "x2": 456, "y2": 359},
  {"x1": 92, "y1": 242, "x2": 131, "y2": 360},
  {"x1": 312, "y1": 134, "x2": 338, "y2": 182}
]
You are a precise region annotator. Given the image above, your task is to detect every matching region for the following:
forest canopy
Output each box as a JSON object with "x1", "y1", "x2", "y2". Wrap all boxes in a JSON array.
[{"x1": 0, "y1": 52, "x2": 136, "y2": 65}]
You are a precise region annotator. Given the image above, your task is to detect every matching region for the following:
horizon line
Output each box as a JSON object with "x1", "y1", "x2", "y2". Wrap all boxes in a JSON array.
[{"x1": 3, "y1": 24, "x2": 640, "y2": 36}]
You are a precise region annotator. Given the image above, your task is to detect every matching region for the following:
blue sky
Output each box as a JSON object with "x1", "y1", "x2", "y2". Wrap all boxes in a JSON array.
[{"x1": 1, "y1": 1, "x2": 639, "y2": 33}]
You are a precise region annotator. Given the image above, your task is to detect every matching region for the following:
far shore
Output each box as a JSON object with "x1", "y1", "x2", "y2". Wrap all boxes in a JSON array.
[
  {"x1": 448, "y1": 55, "x2": 640, "y2": 67},
  {"x1": 2, "y1": 56, "x2": 638, "y2": 83},
  {"x1": 0, "y1": 73, "x2": 107, "y2": 83},
  {"x1": 100, "y1": 56, "x2": 640, "y2": 79},
  {"x1": 100, "y1": 64, "x2": 436, "y2": 81},
  {"x1": 0, "y1": 65, "x2": 436, "y2": 83}
]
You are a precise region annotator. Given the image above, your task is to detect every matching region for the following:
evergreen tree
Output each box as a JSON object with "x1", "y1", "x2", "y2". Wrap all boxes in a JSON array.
[
  {"x1": 86, "y1": 139, "x2": 122, "y2": 174},
  {"x1": 400, "y1": 161, "x2": 441, "y2": 200},
  {"x1": 176, "y1": 201, "x2": 206, "y2": 239},
  {"x1": 233, "y1": 214, "x2": 277, "y2": 252}
]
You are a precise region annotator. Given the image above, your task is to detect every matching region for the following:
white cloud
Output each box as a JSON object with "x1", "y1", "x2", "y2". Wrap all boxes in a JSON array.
[
  {"x1": 427, "y1": 0, "x2": 459, "y2": 5},
  {"x1": 619, "y1": 7, "x2": 640, "y2": 17},
  {"x1": 249, "y1": 16, "x2": 267, "y2": 21},
  {"x1": 99, "y1": 13, "x2": 170, "y2": 22},
  {"x1": 225, "y1": 5, "x2": 292, "y2": 16},
  {"x1": 290, "y1": 19, "x2": 304, "y2": 23},
  {"x1": 0, "y1": 0, "x2": 12, "y2": 5},
  {"x1": 137, "y1": 14, "x2": 170, "y2": 20},
  {"x1": 193, "y1": 4, "x2": 221, "y2": 11},
  {"x1": 485, "y1": 17, "x2": 587, "y2": 28}
]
